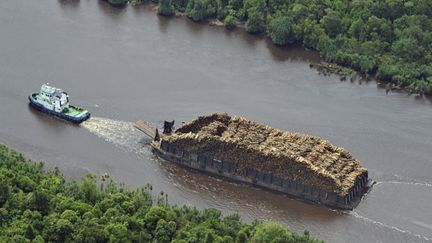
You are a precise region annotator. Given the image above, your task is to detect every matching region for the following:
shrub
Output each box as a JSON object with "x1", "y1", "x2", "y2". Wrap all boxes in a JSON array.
[{"x1": 224, "y1": 15, "x2": 236, "y2": 30}]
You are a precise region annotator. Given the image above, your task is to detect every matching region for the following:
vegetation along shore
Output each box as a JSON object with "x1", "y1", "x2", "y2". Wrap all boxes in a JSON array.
[
  {"x1": 0, "y1": 144, "x2": 321, "y2": 242},
  {"x1": 104, "y1": 0, "x2": 432, "y2": 95}
]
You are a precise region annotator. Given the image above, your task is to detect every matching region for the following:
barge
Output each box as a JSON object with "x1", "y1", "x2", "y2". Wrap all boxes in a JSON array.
[{"x1": 135, "y1": 113, "x2": 373, "y2": 210}]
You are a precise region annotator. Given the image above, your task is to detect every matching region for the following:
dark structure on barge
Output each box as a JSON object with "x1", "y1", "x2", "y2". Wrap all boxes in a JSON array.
[{"x1": 135, "y1": 113, "x2": 373, "y2": 210}]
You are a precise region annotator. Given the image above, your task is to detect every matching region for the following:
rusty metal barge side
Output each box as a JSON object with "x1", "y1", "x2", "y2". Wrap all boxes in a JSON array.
[{"x1": 154, "y1": 140, "x2": 373, "y2": 210}]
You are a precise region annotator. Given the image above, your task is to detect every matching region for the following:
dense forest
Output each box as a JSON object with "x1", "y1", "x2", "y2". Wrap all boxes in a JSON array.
[
  {"x1": 106, "y1": 0, "x2": 432, "y2": 94},
  {"x1": 0, "y1": 144, "x2": 321, "y2": 242}
]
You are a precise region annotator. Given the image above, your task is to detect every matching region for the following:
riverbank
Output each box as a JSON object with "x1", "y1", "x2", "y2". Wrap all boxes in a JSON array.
[
  {"x1": 104, "y1": 0, "x2": 432, "y2": 96},
  {"x1": 0, "y1": 144, "x2": 321, "y2": 242}
]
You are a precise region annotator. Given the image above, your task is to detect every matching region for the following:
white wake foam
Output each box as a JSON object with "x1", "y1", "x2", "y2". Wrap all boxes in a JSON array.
[
  {"x1": 375, "y1": 180, "x2": 432, "y2": 188},
  {"x1": 81, "y1": 117, "x2": 148, "y2": 155},
  {"x1": 350, "y1": 211, "x2": 431, "y2": 242}
]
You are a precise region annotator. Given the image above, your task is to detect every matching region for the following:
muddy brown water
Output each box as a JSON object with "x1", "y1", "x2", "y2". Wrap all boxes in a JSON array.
[{"x1": 1, "y1": 1, "x2": 432, "y2": 242}]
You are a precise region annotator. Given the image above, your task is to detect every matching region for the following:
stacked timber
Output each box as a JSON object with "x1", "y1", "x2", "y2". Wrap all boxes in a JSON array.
[{"x1": 162, "y1": 112, "x2": 368, "y2": 198}]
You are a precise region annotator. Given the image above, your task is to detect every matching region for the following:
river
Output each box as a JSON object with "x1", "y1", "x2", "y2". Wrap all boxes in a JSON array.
[{"x1": 1, "y1": 1, "x2": 432, "y2": 242}]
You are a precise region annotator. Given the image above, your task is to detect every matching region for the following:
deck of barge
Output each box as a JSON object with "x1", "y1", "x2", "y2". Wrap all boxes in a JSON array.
[{"x1": 134, "y1": 120, "x2": 157, "y2": 139}]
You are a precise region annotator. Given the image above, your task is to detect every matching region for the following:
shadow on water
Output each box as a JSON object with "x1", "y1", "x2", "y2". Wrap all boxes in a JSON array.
[
  {"x1": 410, "y1": 93, "x2": 432, "y2": 106},
  {"x1": 97, "y1": 0, "x2": 127, "y2": 19},
  {"x1": 57, "y1": 0, "x2": 80, "y2": 8},
  {"x1": 182, "y1": 18, "x2": 214, "y2": 38},
  {"x1": 424, "y1": 94, "x2": 432, "y2": 103},
  {"x1": 374, "y1": 83, "x2": 432, "y2": 105},
  {"x1": 234, "y1": 29, "x2": 262, "y2": 48},
  {"x1": 265, "y1": 38, "x2": 320, "y2": 63},
  {"x1": 130, "y1": 2, "x2": 156, "y2": 15},
  {"x1": 27, "y1": 104, "x2": 80, "y2": 132},
  {"x1": 157, "y1": 15, "x2": 172, "y2": 34}
]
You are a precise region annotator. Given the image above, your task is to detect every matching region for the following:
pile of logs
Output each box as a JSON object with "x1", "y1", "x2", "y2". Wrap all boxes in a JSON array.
[{"x1": 164, "y1": 113, "x2": 368, "y2": 196}]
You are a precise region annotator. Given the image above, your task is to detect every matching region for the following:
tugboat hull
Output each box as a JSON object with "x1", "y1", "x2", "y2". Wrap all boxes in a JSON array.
[{"x1": 28, "y1": 95, "x2": 90, "y2": 123}]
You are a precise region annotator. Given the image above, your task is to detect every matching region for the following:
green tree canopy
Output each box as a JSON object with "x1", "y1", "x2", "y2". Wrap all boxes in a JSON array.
[
  {"x1": 268, "y1": 16, "x2": 295, "y2": 45},
  {"x1": 158, "y1": 0, "x2": 175, "y2": 16},
  {"x1": 0, "y1": 144, "x2": 320, "y2": 243},
  {"x1": 186, "y1": 0, "x2": 216, "y2": 21}
]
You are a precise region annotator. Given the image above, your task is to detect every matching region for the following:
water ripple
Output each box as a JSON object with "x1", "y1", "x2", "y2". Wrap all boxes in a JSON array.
[{"x1": 350, "y1": 211, "x2": 432, "y2": 242}]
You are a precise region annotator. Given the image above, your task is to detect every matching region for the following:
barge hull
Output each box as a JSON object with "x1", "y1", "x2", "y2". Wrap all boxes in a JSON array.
[{"x1": 152, "y1": 142, "x2": 373, "y2": 210}]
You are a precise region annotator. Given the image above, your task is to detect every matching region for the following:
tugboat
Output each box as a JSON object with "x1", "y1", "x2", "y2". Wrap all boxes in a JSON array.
[{"x1": 28, "y1": 84, "x2": 90, "y2": 123}]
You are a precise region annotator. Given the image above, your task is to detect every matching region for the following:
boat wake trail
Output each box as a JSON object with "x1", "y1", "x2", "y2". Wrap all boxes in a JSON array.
[
  {"x1": 81, "y1": 117, "x2": 148, "y2": 155},
  {"x1": 375, "y1": 180, "x2": 432, "y2": 188},
  {"x1": 350, "y1": 211, "x2": 432, "y2": 242},
  {"x1": 374, "y1": 173, "x2": 432, "y2": 188}
]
